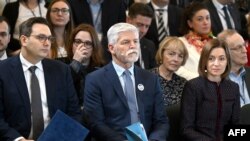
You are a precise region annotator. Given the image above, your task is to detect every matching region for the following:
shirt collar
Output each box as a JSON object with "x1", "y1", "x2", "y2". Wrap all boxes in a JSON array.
[
  {"x1": 212, "y1": 0, "x2": 226, "y2": 10},
  {"x1": 112, "y1": 61, "x2": 134, "y2": 77},
  {"x1": 20, "y1": 53, "x2": 43, "y2": 72},
  {"x1": 87, "y1": 0, "x2": 104, "y2": 5},
  {"x1": 151, "y1": 1, "x2": 168, "y2": 11},
  {"x1": 230, "y1": 67, "x2": 246, "y2": 78},
  {"x1": 0, "y1": 51, "x2": 7, "y2": 60}
]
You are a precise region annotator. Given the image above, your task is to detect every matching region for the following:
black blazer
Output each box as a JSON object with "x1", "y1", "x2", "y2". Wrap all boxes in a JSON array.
[
  {"x1": 203, "y1": 0, "x2": 247, "y2": 37},
  {"x1": 181, "y1": 76, "x2": 240, "y2": 140},
  {"x1": 0, "y1": 56, "x2": 81, "y2": 140},
  {"x1": 68, "y1": 0, "x2": 126, "y2": 36},
  {"x1": 2, "y1": 1, "x2": 21, "y2": 52},
  {"x1": 145, "y1": 2, "x2": 183, "y2": 49}
]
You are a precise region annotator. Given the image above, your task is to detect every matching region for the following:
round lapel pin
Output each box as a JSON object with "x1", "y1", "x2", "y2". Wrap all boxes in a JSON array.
[{"x1": 138, "y1": 84, "x2": 144, "y2": 91}]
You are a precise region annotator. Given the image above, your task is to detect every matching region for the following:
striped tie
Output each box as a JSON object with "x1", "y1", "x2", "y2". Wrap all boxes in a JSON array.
[{"x1": 157, "y1": 9, "x2": 167, "y2": 43}]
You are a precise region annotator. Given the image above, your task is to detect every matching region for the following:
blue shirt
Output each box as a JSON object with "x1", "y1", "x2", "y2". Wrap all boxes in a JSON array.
[
  {"x1": 229, "y1": 67, "x2": 250, "y2": 107},
  {"x1": 87, "y1": 0, "x2": 103, "y2": 36}
]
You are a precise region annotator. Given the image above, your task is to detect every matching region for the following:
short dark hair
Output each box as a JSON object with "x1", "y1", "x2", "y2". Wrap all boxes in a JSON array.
[
  {"x1": 198, "y1": 39, "x2": 231, "y2": 79},
  {"x1": 0, "y1": 16, "x2": 10, "y2": 33},
  {"x1": 179, "y1": 2, "x2": 208, "y2": 35},
  {"x1": 128, "y1": 3, "x2": 154, "y2": 19},
  {"x1": 19, "y1": 17, "x2": 50, "y2": 37}
]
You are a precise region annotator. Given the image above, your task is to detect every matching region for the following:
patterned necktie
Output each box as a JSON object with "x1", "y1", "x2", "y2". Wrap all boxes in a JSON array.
[
  {"x1": 29, "y1": 66, "x2": 44, "y2": 140},
  {"x1": 157, "y1": 9, "x2": 167, "y2": 43},
  {"x1": 222, "y1": 6, "x2": 232, "y2": 29},
  {"x1": 123, "y1": 70, "x2": 139, "y2": 123}
]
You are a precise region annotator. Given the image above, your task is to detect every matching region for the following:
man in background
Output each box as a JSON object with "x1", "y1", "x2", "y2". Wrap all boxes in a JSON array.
[{"x1": 0, "y1": 16, "x2": 10, "y2": 60}]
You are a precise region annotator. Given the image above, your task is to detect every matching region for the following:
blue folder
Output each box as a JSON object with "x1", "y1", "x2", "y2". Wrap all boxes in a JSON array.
[
  {"x1": 125, "y1": 122, "x2": 148, "y2": 141},
  {"x1": 37, "y1": 110, "x2": 89, "y2": 141}
]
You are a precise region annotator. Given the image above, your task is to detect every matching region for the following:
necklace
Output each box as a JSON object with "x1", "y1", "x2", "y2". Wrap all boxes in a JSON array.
[{"x1": 24, "y1": 1, "x2": 42, "y2": 17}]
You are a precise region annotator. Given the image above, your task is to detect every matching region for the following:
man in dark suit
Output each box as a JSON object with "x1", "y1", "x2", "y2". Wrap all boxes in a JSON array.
[
  {"x1": 203, "y1": 0, "x2": 247, "y2": 38},
  {"x1": 0, "y1": 16, "x2": 10, "y2": 60},
  {"x1": 84, "y1": 23, "x2": 169, "y2": 141},
  {"x1": 68, "y1": 0, "x2": 126, "y2": 40},
  {"x1": 145, "y1": 0, "x2": 183, "y2": 49},
  {"x1": 0, "y1": 17, "x2": 81, "y2": 141},
  {"x1": 127, "y1": 3, "x2": 156, "y2": 69},
  {"x1": 218, "y1": 29, "x2": 250, "y2": 107}
]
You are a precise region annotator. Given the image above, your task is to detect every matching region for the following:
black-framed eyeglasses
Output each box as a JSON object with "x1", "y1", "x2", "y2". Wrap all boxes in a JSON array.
[
  {"x1": 51, "y1": 8, "x2": 70, "y2": 15},
  {"x1": 73, "y1": 39, "x2": 93, "y2": 49},
  {"x1": 230, "y1": 43, "x2": 247, "y2": 53},
  {"x1": 30, "y1": 34, "x2": 56, "y2": 43}
]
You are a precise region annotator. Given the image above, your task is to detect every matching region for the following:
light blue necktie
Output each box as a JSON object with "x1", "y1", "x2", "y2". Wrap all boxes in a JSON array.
[{"x1": 123, "y1": 70, "x2": 139, "y2": 124}]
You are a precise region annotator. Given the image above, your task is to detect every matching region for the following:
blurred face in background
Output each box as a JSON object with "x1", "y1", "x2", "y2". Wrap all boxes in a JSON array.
[
  {"x1": 50, "y1": 1, "x2": 70, "y2": 27},
  {"x1": 127, "y1": 14, "x2": 152, "y2": 39},
  {"x1": 207, "y1": 47, "x2": 227, "y2": 81},
  {"x1": 0, "y1": 21, "x2": 10, "y2": 52},
  {"x1": 152, "y1": 0, "x2": 169, "y2": 7},
  {"x1": 227, "y1": 33, "x2": 248, "y2": 68},
  {"x1": 188, "y1": 9, "x2": 211, "y2": 35}
]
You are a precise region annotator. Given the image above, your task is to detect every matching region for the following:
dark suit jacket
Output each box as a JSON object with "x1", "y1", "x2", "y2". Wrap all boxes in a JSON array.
[
  {"x1": 203, "y1": 0, "x2": 247, "y2": 38},
  {"x1": 68, "y1": 0, "x2": 126, "y2": 36},
  {"x1": 181, "y1": 76, "x2": 240, "y2": 141},
  {"x1": 0, "y1": 56, "x2": 81, "y2": 141},
  {"x1": 145, "y1": 2, "x2": 183, "y2": 49},
  {"x1": 244, "y1": 67, "x2": 250, "y2": 98},
  {"x1": 84, "y1": 62, "x2": 169, "y2": 141},
  {"x1": 2, "y1": 1, "x2": 21, "y2": 52},
  {"x1": 137, "y1": 37, "x2": 156, "y2": 69}
]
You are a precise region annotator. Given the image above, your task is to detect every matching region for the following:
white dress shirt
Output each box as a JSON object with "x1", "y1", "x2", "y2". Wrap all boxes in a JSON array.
[{"x1": 19, "y1": 53, "x2": 50, "y2": 139}]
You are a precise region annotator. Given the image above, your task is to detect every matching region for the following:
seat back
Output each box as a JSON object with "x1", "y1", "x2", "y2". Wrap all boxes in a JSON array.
[
  {"x1": 240, "y1": 104, "x2": 250, "y2": 124},
  {"x1": 166, "y1": 104, "x2": 181, "y2": 141}
]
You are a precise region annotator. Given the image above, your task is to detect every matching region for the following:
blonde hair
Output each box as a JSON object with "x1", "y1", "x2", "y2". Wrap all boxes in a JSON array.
[{"x1": 155, "y1": 36, "x2": 188, "y2": 65}]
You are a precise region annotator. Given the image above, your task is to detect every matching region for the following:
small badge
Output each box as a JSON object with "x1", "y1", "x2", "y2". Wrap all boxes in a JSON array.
[{"x1": 138, "y1": 84, "x2": 144, "y2": 91}]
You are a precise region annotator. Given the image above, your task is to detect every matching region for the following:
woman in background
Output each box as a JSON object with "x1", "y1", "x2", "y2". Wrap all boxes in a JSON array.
[
  {"x1": 46, "y1": 0, "x2": 73, "y2": 63},
  {"x1": 181, "y1": 39, "x2": 240, "y2": 141},
  {"x1": 176, "y1": 2, "x2": 213, "y2": 80},
  {"x1": 67, "y1": 23, "x2": 105, "y2": 106},
  {"x1": 150, "y1": 37, "x2": 188, "y2": 106},
  {"x1": 3, "y1": 0, "x2": 47, "y2": 56}
]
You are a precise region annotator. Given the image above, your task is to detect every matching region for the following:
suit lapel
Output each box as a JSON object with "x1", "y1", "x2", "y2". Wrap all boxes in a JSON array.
[
  {"x1": 10, "y1": 56, "x2": 31, "y2": 120},
  {"x1": 42, "y1": 59, "x2": 55, "y2": 117},
  {"x1": 134, "y1": 67, "x2": 145, "y2": 122},
  {"x1": 105, "y1": 63, "x2": 129, "y2": 108}
]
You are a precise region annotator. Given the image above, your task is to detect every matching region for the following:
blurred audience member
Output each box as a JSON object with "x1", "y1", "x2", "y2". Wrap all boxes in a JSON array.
[
  {"x1": 68, "y1": 0, "x2": 126, "y2": 41},
  {"x1": 150, "y1": 37, "x2": 188, "y2": 106},
  {"x1": 218, "y1": 29, "x2": 250, "y2": 107},
  {"x1": 0, "y1": 16, "x2": 10, "y2": 60},
  {"x1": 46, "y1": 0, "x2": 73, "y2": 63},
  {"x1": 0, "y1": 0, "x2": 16, "y2": 15},
  {"x1": 181, "y1": 39, "x2": 240, "y2": 141},
  {"x1": 2, "y1": 0, "x2": 47, "y2": 56},
  {"x1": 127, "y1": 2, "x2": 156, "y2": 69},
  {"x1": 67, "y1": 24, "x2": 105, "y2": 107},
  {"x1": 203, "y1": 0, "x2": 247, "y2": 38},
  {"x1": 145, "y1": 0, "x2": 183, "y2": 49},
  {"x1": 176, "y1": 2, "x2": 213, "y2": 80}
]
